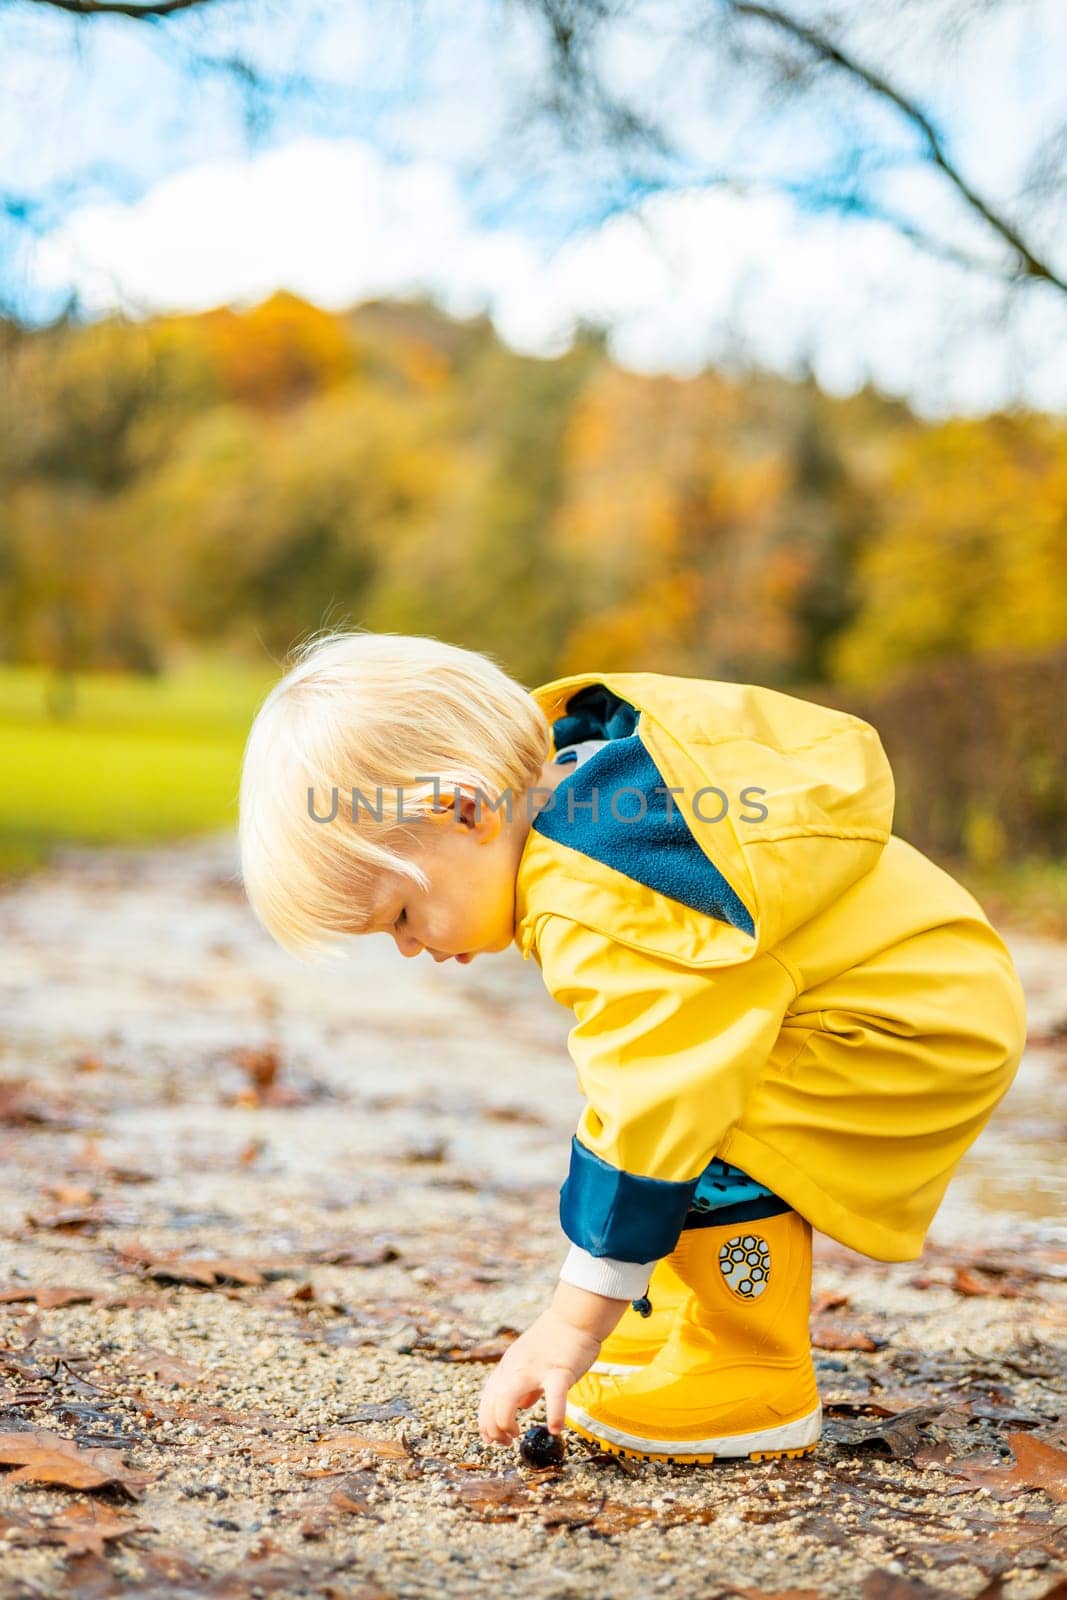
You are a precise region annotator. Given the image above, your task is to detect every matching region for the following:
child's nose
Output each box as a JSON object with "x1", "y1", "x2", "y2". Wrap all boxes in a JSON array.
[{"x1": 393, "y1": 930, "x2": 423, "y2": 958}]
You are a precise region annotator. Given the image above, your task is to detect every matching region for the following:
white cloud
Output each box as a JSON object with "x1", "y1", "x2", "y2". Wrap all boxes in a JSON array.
[{"x1": 30, "y1": 135, "x2": 1067, "y2": 417}]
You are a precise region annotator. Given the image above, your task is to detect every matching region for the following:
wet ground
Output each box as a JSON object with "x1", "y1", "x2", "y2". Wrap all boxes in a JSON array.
[{"x1": 0, "y1": 831, "x2": 1064, "y2": 1599}]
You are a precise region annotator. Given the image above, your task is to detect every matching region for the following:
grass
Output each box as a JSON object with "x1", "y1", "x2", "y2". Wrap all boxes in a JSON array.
[{"x1": 0, "y1": 655, "x2": 278, "y2": 878}]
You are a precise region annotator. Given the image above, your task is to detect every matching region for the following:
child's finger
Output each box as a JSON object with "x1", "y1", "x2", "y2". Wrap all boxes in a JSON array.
[
  {"x1": 492, "y1": 1387, "x2": 521, "y2": 1440},
  {"x1": 543, "y1": 1369, "x2": 570, "y2": 1435},
  {"x1": 478, "y1": 1380, "x2": 508, "y2": 1444}
]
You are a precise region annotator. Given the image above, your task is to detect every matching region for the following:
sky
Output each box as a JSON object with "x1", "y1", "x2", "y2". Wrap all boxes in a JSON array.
[{"x1": 2, "y1": 0, "x2": 1066, "y2": 417}]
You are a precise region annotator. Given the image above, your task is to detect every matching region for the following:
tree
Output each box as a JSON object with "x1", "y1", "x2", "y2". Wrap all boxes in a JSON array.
[{"x1": 10, "y1": 0, "x2": 1064, "y2": 299}]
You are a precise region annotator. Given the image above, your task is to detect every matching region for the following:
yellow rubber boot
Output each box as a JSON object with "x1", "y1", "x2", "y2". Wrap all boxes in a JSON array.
[
  {"x1": 567, "y1": 1210, "x2": 822, "y2": 1463},
  {"x1": 592, "y1": 1251, "x2": 690, "y2": 1374}
]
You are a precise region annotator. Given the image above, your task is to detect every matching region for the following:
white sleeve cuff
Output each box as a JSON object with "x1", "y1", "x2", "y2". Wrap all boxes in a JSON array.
[{"x1": 558, "y1": 1244, "x2": 658, "y2": 1302}]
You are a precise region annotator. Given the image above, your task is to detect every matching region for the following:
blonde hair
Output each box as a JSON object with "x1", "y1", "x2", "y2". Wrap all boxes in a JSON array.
[{"x1": 238, "y1": 628, "x2": 551, "y2": 964}]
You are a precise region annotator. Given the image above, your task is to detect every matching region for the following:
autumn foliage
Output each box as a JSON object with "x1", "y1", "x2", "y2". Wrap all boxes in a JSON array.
[{"x1": 1, "y1": 292, "x2": 1064, "y2": 864}]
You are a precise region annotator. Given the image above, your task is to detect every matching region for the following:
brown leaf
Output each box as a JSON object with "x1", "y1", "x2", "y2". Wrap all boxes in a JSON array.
[
  {"x1": 446, "y1": 1470, "x2": 531, "y2": 1520},
  {"x1": 0, "y1": 1429, "x2": 156, "y2": 1498},
  {"x1": 429, "y1": 1327, "x2": 520, "y2": 1363},
  {"x1": 542, "y1": 1493, "x2": 717, "y2": 1534},
  {"x1": 724, "y1": 1589, "x2": 824, "y2": 1600},
  {"x1": 832, "y1": 1404, "x2": 971, "y2": 1460},
  {"x1": 24, "y1": 1206, "x2": 110, "y2": 1234},
  {"x1": 224, "y1": 1044, "x2": 314, "y2": 1109},
  {"x1": 810, "y1": 1290, "x2": 849, "y2": 1316},
  {"x1": 129, "y1": 1391, "x2": 278, "y2": 1428},
  {"x1": 952, "y1": 1266, "x2": 1027, "y2": 1298},
  {"x1": 117, "y1": 1248, "x2": 267, "y2": 1287},
  {"x1": 395, "y1": 1138, "x2": 448, "y2": 1165},
  {"x1": 0, "y1": 1079, "x2": 84, "y2": 1129},
  {"x1": 909, "y1": 1267, "x2": 1031, "y2": 1299},
  {"x1": 445, "y1": 1469, "x2": 720, "y2": 1536},
  {"x1": 125, "y1": 1347, "x2": 203, "y2": 1386},
  {"x1": 0, "y1": 1286, "x2": 98, "y2": 1309},
  {"x1": 38, "y1": 1502, "x2": 142, "y2": 1556},
  {"x1": 311, "y1": 1430, "x2": 411, "y2": 1461},
  {"x1": 811, "y1": 1325, "x2": 884, "y2": 1352},
  {"x1": 480, "y1": 1105, "x2": 547, "y2": 1127},
  {"x1": 862, "y1": 1575, "x2": 947, "y2": 1599},
  {"x1": 43, "y1": 1184, "x2": 98, "y2": 1208},
  {"x1": 935, "y1": 1432, "x2": 1067, "y2": 1503},
  {"x1": 230, "y1": 1043, "x2": 281, "y2": 1090},
  {"x1": 299, "y1": 1470, "x2": 379, "y2": 1538},
  {"x1": 310, "y1": 1242, "x2": 400, "y2": 1267}
]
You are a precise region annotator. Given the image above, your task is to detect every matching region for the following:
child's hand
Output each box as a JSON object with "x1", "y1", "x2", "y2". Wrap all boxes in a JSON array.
[
  {"x1": 477, "y1": 1284, "x2": 628, "y2": 1445},
  {"x1": 477, "y1": 1308, "x2": 600, "y2": 1444}
]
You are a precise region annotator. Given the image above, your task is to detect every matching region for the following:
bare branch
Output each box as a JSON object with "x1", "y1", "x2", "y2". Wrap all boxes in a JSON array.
[
  {"x1": 26, "y1": 0, "x2": 219, "y2": 18},
  {"x1": 718, "y1": 0, "x2": 1067, "y2": 295}
]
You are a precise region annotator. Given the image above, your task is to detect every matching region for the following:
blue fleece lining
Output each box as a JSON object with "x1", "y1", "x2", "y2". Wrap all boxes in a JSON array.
[{"x1": 537, "y1": 731, "x2": 754, "y2": 932}]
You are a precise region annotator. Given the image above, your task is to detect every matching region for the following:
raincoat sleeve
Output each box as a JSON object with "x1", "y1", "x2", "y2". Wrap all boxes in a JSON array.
[{"x1": 533, "y1": 913, "x2": 797, "y2": 1300}]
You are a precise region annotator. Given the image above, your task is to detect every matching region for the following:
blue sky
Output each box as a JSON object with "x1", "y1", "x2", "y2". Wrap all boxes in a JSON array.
[{"x1": 2, "y1": 0, "x2": 1066, "y2": 415}]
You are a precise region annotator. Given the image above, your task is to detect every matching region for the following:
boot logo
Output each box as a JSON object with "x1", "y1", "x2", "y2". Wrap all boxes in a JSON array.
[{"x1": 718, "y1": 1234, "x2": 770, "y2": 1298}]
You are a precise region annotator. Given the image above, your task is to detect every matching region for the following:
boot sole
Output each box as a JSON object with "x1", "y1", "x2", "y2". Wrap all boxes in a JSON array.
[{"x1": 565, "y1": 1402, "x2": 822, "y2": 1464}]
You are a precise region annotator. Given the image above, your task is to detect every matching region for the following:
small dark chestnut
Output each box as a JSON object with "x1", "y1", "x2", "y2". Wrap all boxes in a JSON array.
[{"x1": 519, "y1": 1424, "x2": 566, "y2": 1468}]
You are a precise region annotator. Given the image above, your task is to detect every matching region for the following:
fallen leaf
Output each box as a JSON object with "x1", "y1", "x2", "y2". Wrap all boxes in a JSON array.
[
  {"x1": 930, "y1": 1433, "x2": 1067, "y2": 1503},
  {"x1": 0, "y1": 1286, "x2": 98, "y2": 1310},
  {"x1": 810, "y1": 1290, "x2": 849, "y2": 1316},
  {"x1": 125, "y1": 1347, "x2": 203, "y2": 1386},
  {"x1": 721, "y1": 1589, "x2": 823, "y2": 1600},
  {"x1": 310, "y1": 1242, "x2": 401, "y2": 1267},
  {"x1": 24, "y1": 1207, "x2": 112, "y2": 1234},
  {"x1": 37, "y1": 1502, "x2": 142, "y2": 1556},
  {"x1": 42, "y1": 1184, "x2": 98, "y2": 1208},
  {"x1": 812, "y1": 1326, "x2": 885, "y2": 1352},
  {"x1": 862, "y1": 1575, "x2": 948, "y2": 1599},
  {"x1": 230, "y1": 1043, "x2": 281, "y2": 1090},
  {"x1": 312, "y1": 1430, "x2": 411, "y2": 1461},
  {"x1": 951, "y1": 1266, "x2": 1028, "y2": 1299},
  {"x1": 445, "y1": 1470, "x2": 531, "y2": 1520},
  {"x1": 116, "y1": 1249, "x2": 266, "y2": 1287},
  {"x1": 335, "y1": 1398, "x2": 415, "y2": 1424},
  {"x1": 300, "y1": 1470, "x2": 379, "y2": 1538},
  {"x1": 0, "y1": 1079, "x2": 85, "y2": 1129},
  {"x1": 426, "y1": 1328, "x2": 520, "y2": 1363},
  {"x1": 0, "y1": 1429, "x2": 156, "y2": 1498},
  {"x1": 909, "y1": 1268, "x2": 1032, "y2": 1299},
  {"x1": 395, "y1": 1138, "x2": 448, "y2": 1165},
  {"x1": 830, "y1": 1404, "x2": 972, "y2": 1460},
  {"x1": 480, "y1": 1105, "x2": 547, "y2": 1127}
]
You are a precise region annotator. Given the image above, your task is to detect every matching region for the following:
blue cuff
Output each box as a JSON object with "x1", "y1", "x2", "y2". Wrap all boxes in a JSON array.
[{"x1": 559, "y1": 1136, "x2": 698, "y2": 1263}]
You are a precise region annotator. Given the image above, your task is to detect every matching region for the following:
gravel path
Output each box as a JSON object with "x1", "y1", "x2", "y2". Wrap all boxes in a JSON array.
[{"x1": 0, "y1": 832, "x2": 1064, "y2": 1600}]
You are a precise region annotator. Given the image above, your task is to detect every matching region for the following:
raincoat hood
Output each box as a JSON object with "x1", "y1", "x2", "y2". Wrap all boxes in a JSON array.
[{"x1": 515, "y1": 669, "x2": 896, "y2": 970}]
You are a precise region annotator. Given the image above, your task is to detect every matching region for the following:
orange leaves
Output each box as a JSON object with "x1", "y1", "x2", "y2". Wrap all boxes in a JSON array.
[
  {"x1": 924, "y1": 1432, "x2": 1067, "y2": 1504},
  {"x1": 0, "y1": 1287, "x2": 98, "y2": 1310},
  {"x1": 187, "y1": 293, "x2": 357, "y2": 411},
  {"x1": 34, "y1": 1502, "x2": 143, "y2": 1557},
  {"x1": 0, "y1": 1429, "x2": 156, "y2": 1498}
]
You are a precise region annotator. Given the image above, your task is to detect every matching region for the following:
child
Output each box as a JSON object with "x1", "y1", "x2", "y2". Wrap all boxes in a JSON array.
[{"x1": 238, "y1": 629, "x2": 1028, "y2": 1464}]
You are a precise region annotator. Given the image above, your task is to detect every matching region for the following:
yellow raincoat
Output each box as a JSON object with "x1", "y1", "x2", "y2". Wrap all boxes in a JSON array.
[{"x1": 514, "y1": 671, "x2": 1028, "y2": 1271}]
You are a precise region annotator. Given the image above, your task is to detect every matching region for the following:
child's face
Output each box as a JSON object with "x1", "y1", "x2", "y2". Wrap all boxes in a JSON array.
[{"x1": 362, "y1": 770, "x2": 560, "y2": 963}]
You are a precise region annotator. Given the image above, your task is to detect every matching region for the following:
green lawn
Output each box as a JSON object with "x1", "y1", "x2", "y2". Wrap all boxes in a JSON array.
[{"x1": 0, "y1": 657, "x2": 279, "y2": 876}]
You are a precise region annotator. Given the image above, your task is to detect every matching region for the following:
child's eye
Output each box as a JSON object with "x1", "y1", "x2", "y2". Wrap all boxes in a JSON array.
[{"x1": 395, "y1": 908, "x2": 407, "y2": 929}]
